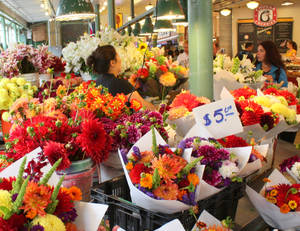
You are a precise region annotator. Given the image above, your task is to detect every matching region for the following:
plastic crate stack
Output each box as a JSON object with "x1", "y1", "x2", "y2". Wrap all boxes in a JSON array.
[{"x1": 91, "y1": 175, "x2": 246, "y2": 231}]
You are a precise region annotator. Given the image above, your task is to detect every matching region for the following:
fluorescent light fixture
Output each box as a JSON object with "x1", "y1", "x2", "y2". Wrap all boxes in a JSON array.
[
  {"x1": 220, "y1": 9, "x2": 231, "y2": 16},
  {"x1": 246, "y1": 1, "x2": 259, "y2": 9},
  {"x1": 281, "y1": 1, "x2": 294, "y2": 6}
]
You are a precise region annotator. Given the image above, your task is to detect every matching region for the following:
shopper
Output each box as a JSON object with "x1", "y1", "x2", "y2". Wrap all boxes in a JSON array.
[
  {"x1": 286, "y1": 40, "x2": 297, "y2": 61},
  {"x1": 255, "y1": 41, "x2": 288, "y2": 88},
  {"x1": 177, "y1": 40, "x2": 189, "y2": 68},
  {"x1": 213, "y1": 41, "x2": 219, "y2": 59},
  {"x1": 236, "y1": 42, "x2": 255, "y2": 62},
  {"x1": 87, "y1": 45, "x2": 155, "y2": 110}
]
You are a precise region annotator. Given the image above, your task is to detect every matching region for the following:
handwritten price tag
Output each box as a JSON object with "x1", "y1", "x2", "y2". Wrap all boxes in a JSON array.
[{"x1": 192, "y1": 98, "x2": 243, "y2": 139}]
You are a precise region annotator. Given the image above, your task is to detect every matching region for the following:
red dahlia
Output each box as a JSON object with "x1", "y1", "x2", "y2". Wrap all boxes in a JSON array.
[
  {"x1": 43, "y1": 141, "x2": 71, "y2": 170},
  {"x1": 129, "y1": 163, "x2": 151, "y2": 184},
  {"x1": 0, "y1": 177, "x2": 16, "y2": 190},
  {"x1": 218, "y1": 135, "x2": 248, "y2": 148}
]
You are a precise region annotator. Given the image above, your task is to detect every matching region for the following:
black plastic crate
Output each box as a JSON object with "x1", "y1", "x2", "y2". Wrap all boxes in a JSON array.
[{"x1": 92, "y1": 175, "x2": 245, "y2": 231}]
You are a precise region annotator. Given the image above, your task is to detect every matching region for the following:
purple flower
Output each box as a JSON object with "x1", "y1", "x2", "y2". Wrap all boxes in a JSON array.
[
  {"x1": 138, "y1": 185, "x2": 156, "y2": 199},
  {"x1": 127, "y1": 125, "x2": 142, "y2": 144},
  {"x1": 181, "y1": 192, "x2": 196, "y2": 205},
  {"x1": 249, "y1": 154, "x2": 257, "y2": 163},
  {"x1": 12, "y1": 193, "x2": 18, "y2": 202},
  {"x1": 31, "y1": 225, "x2": 44, "y2": 231},
  {"x1": 58, "y1": 208, "x2": 78, "y2": 223},
  {"x1": 203, "y1": 169, "x2": 223, "y2": 187},
  {"x1": 132, "y1": 146, "x2": 141, "y2": 159},
  {"x1": 120, "y1": 148, "x2": 128, "y2": 164},
  {"x1": 158, "y1": 144, "x2": 170, "y2": 155},
  {"x1": 280, "y1": 155, "x2": 300, "y2": 173}
]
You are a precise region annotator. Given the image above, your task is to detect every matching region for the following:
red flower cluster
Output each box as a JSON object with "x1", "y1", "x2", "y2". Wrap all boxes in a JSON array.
[
  {"x1": 231, "y1": 87, "x2": 257, "y2": 100},
  {"x1": 263, "y1": 87, "x2": 298, "y2": 106},
  {"x1": 217, "y1": 135, "x2": 249, "y2": 148}
]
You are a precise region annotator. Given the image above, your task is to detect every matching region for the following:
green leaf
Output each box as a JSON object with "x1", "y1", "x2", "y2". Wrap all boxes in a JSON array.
[{"x1": 152, "y1": 168, "x2": 160, "y2": 189}]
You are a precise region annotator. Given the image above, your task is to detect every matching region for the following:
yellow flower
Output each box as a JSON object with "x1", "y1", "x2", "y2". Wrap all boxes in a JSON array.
[
  {"x1": 254, "y1": 96, "x2": 271, "y2": 108},
  {"x1": 288, "y1": 200, "x2": 298, "y2": 210},
  {"x1": 32, "y1": 214, "x2": 66, "y2": 231},
  {"x1": 271, "y1": 103, "x2": 296, "y2": 123},
  {"x1": 0, "y1": 190, "x2": 13, "y2": 218},
  {"x1": 16, "y1": 78, "x2": 27, "y2": 86},
  {"x1": 140, "y1": 173, "x2": 153, "y2": 189},
  {"x1": 10, "y1": 77, "x2": 18, "y2": 83},
  {"x1": 168, "y1": 106, "x2": 189, "y2": 120},
  {"x1": 266, "y1": 196, "x2": 277, "y2": 204},
  {"x1": 138, "y1": 42, "x2": 148, "y2": 53},
  {"x1": 270, "y1": 189, "x2": 278, "y2": 197},
  {"x1": 159, "y1": 72, "x2": 176, "y2": 87},
  {"x1": 2, "y1": 111, "x2": 10, "y2": 122},
  {"x1": 276, "y1": 96, "x2": 288, "y2": 106},
  {"x1": 0, "y1": 78, "x2": 10, "y2": 89}
]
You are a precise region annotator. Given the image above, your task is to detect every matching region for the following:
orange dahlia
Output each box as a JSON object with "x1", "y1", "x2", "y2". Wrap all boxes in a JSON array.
[
  {"x1": 188, "y1": 173, "x2": 200, "y2": 186},
  {"x1": 168, "y1": 106, "x2": 189, "y2": 120},
  {"x1": 151, "y1": 154, "x2": 187, "y2": 181},
  {"x1": 170, "y1": 91, "x2": 201, "y2": 112},
  {"x1": 21, "y1": 181, "x2": 52, "y2": 219},
  {"x1": 153, "y1": 182, "x2": 179, "y2": 200},
  {"x1": 159, "y1": 72, "x2": 176, "y2": 87},
  {"x1": 139, "y1": 151, "x2": 155, "y2": 164},
  {"x1": 140, "y1": 173, "x2": 153, "y2": 189},
  {"x1": 130, "y1": 99, "x2": 142, "y2": 112}
]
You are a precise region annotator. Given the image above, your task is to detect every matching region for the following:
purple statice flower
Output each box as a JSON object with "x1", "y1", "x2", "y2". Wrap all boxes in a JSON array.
[
  {"x1": 280, "y1": 155, "x2": 300, "y2": 173},
  {"x1": 196, "y1": 146, "x2": 229, "y2": 166},
  {"x1": 31, "y1": 225, "x2": 44, "y2": 231},
  {"x1": 120, "y1": 148, "x2": 128, "y2": 164},
  {"x1": 183, "y1": 137, "x2": 195, "y2": 148},
  {"x1": 127, "y1": 125, "x2": 142, "y2": 144},
  {"x1": 138, "y1": 185, "x2": 156, "y2": 199},
  {"x1": 132, "y1": 146, "x2": 141, "y2": 159},
  {"x1": 58, "y1": 208, "x2": 78, "y2": 223},
  {"x1": 12, "y1": 193, "x2": 18, "y2": 202}
]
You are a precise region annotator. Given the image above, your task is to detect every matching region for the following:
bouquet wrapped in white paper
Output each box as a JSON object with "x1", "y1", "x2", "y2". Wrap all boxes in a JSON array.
[{"x1": 246, "y1": 169, "x2": 300, "y2": 230}]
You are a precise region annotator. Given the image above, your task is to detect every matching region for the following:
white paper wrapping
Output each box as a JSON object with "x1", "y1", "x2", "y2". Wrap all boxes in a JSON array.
[
  {"x1": 246, "y1": 169, "x2": 300, "y2": 230},
  {"x1": 167, "y1": 113, "x2": 196, "y2": 137},
  {"x1": 192, "y1": 210, "x2": 222, "y2": 230},
  {"x1": 118, "y1": 128, "x2": 203, "y2": 214},
  {"x1": 154, "y1": 219, "x2": 185, "y2": 231}
]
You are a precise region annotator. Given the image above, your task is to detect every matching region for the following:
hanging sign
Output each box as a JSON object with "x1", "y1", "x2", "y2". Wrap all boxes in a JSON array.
[{"x1": 254, "y1": 5, "x2": 277, "y2": 27}]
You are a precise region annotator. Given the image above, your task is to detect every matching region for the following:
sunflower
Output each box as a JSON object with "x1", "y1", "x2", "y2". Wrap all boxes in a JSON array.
[{"x1": 138, "y1": 42, "x2": 148, "y2": 53}]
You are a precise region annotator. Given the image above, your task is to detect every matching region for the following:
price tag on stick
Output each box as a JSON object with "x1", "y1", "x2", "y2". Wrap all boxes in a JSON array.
[{"x1": 192, "y1": 98, "x2": 243, "y2": 139}]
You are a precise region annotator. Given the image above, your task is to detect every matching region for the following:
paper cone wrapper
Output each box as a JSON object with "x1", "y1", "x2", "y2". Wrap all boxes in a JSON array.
[
  {"x1": 0, "y1": 147, "x2": 60, "y2": 186},
  {"x1": 154, "y1": 219, "x2": 185, "y2": 231},
  {"x1": 74, "y1": 201, "x2": 108, "y2": 231},
  {"x1": 286, "y1": 168, "x2": 300, "y2": 184},
  {"x1": 119, "y1": 129, "x2": 203, "y2": 214},
  {"x1": 246, "y1": 169, "x2": 300, "y2": 230},
  {"x1": 236, "y1": 144, "x2": 268, "y2": 177},
  {"x1": 167, "y1": 113, "x2": 196, "y2": 137},
  {"x1": 192, "y1": 210, "x2": 222, "y2": 230},
  {"x1": 184, "y1": 123, "x2": 214, "y2": 140}
]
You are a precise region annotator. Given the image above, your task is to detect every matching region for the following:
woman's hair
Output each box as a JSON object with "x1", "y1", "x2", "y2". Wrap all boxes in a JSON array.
[
  {"x1": 87, "y1": 45, "x2": 117, "y2": 74},
  {"x1": 257, "y1": 40, "x2": 285, "y2": 70}
]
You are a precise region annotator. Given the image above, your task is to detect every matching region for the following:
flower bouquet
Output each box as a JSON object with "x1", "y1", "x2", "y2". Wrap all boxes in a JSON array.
[
  {"x1": 192, "y1": 210, "x2": 234, "y2": 231},
  {"x1": 164, "y1": 90, "x2": 211, "y2": 137},
  {"x1": 179, "y1": 135, "x2": 250, "y2": 199},
  {"x1": 0, "y1": 148, "x2": 109, "y2": 231},
  {"x1": 246, "y1": 169, "x2": 300, "y2": 230},
  {"x1": 280, "y1": 156, "x2": 300, "y2": 183},
  {"x1": 128, "y1": 47, "x2": 188, "y2": 100},
  {"x1": 118, "y1": 128, "x2": 203, "y2": 214},
  {"x1": 213, "y1": 54, "x2": 264, "y2": 100},
  {"x1": 218, "y1": 135, "x2": 268, "y2": 177},
  {"x1": 62, "y1": 29, "x2": 143, "y2": 78}
]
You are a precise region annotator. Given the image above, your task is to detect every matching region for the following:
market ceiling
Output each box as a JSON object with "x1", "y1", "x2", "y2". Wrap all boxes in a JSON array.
[{"x1": 0, "y1": 0, "x2": 291, "y2": 23}]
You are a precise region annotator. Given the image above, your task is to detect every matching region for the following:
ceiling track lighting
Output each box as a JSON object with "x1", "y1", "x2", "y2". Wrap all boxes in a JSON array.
[{"x1": 281, "y1": 1, "x2": 294, "y2": 6}]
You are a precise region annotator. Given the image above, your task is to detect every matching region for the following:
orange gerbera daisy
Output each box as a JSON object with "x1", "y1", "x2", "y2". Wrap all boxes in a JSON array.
[
  {"x1": 21, "y1": 181, "x2": 52, "y2": 219},
  {"x1": 67, "y1": 186, "x2": 82, "y2": 201},
  {"x1": 153, "y1": 182, "x2": 179, "y2": 200},
  {"x1": 151, "y1": 154, "x2": 187, "y2": 181},
  {"x1": 140, "y1": 173, "x2": 153, "y2": 189},
  {"x1": 187, "y1": 173, "x2": 200, "y2": 186}
]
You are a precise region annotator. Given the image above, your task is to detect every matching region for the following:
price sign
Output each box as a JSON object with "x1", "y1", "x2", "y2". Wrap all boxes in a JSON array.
[{"x1": 192, "y1": 99, "x2": 243, "y2": 139}]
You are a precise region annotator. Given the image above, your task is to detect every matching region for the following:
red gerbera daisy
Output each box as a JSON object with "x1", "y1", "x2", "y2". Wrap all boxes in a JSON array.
[
  {"x1": 263, "y1": 87, "x2": 281, "y2": 96},
  {"x1": 0, "y1": 177, "x2": 16, "y2": 190},
  {"x1": 43, "y1": 141, "x2": 71, "y2": 170},
  {"x1": 76, "y1": 119, "x2": 111, "y2": 163},
  {"x1": 279, "y1": 90, "x2": 298, "y2": 106},
  {"x1": 231, "y1": 87, "x2": 257, "y2": 100},
  {"x1": 239, "y1": 100, "x2": 264, "y2": 126},
  {"x1": 129, "y1": 163, "x2": 151, "y2": 184}
]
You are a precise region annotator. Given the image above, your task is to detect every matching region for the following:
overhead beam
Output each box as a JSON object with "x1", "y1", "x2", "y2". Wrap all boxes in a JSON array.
[{"x1": 0, "y1": 2, "x2": 28, "y2": 27}]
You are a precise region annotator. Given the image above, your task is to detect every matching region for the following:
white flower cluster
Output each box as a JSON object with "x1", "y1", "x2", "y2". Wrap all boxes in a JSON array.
[
  {"x1": 219, "y1": 160, "x2": 239, "y2": 179},
  {"x1": 213, "y1": 54, "x2": 264, "y2": 83},
  {"x1": 62, "y1": 28, "x2": 143, "y2": 74},
  {"x1": 291, "y1": 162, "x2": 300, "y2": 179}
]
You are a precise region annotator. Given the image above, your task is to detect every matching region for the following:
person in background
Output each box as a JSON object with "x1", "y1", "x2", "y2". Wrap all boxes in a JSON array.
[
  {"x1": 286, "y1": 40, "x2": 297, "y2": 61},
  {"x1": 255, "y1": 40, "x2": 288, "y2": 88},
  {"x1": 174, "y1": 49, "x2": 180, "y2": 60},
  {"x1": 213, "y1": 41, "x2": 219, "y2": 59},
  {"x1": 236, "y1": 42, "x2": 255, "y2": 62},
  {"x1": 177, "y1": 40, "x2": 189, "y2": 68},
  {"x1": 87, "y1": 45, "x2": 155, "y2": 110}
]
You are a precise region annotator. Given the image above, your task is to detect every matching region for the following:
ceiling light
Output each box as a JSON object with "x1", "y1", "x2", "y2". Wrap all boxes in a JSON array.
[
  {"x1": 281, "y1": 1, "x2": 294, "y2": 6},
  {"x1": 145, "y1": 3, "x2": 153, "y2": 11},
  {"x1": 40, "y1": 3, "x2": 45, "y2": 8},
  {"x1": 220, "y1": 9, "x2": 231, "y2": 16},
  {"x1": 246, "y1": 1, "x2": 259, "y2": 9},
  {"x1": 154, "y1": 0, "x2": 185, "y2": 20},
  {"x1": 56, "y1": 0, "x2": 96, "y2": 21},
  {"x1": 45, "y1": 11, "x2": 49, "y2": 16},
  {"x1": 104, "y1": 1, "x2": 107, "y2": 6},
  {"x1": 127, "y1": 16, "x2": 132, "y2": 21}
]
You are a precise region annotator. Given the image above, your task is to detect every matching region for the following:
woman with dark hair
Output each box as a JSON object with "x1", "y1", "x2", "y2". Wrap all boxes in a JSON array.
[
  {"x1": 286, "y1": 40, "x2": 297, "y2": 60},
  {"x1": 255, "y1": 40, "x2": 288, "y2": 87},
  {"x1": 87, "y1": 45, "x2": 155, "y2": 110}
]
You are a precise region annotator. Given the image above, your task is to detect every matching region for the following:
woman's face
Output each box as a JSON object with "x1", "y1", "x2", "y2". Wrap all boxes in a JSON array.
[
  {"x1": 110, "y1": 53, "x2": 122, "y2": 75},
  {"x1": 257, "y1": 45, "x2": 266, "y2": 62}
]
